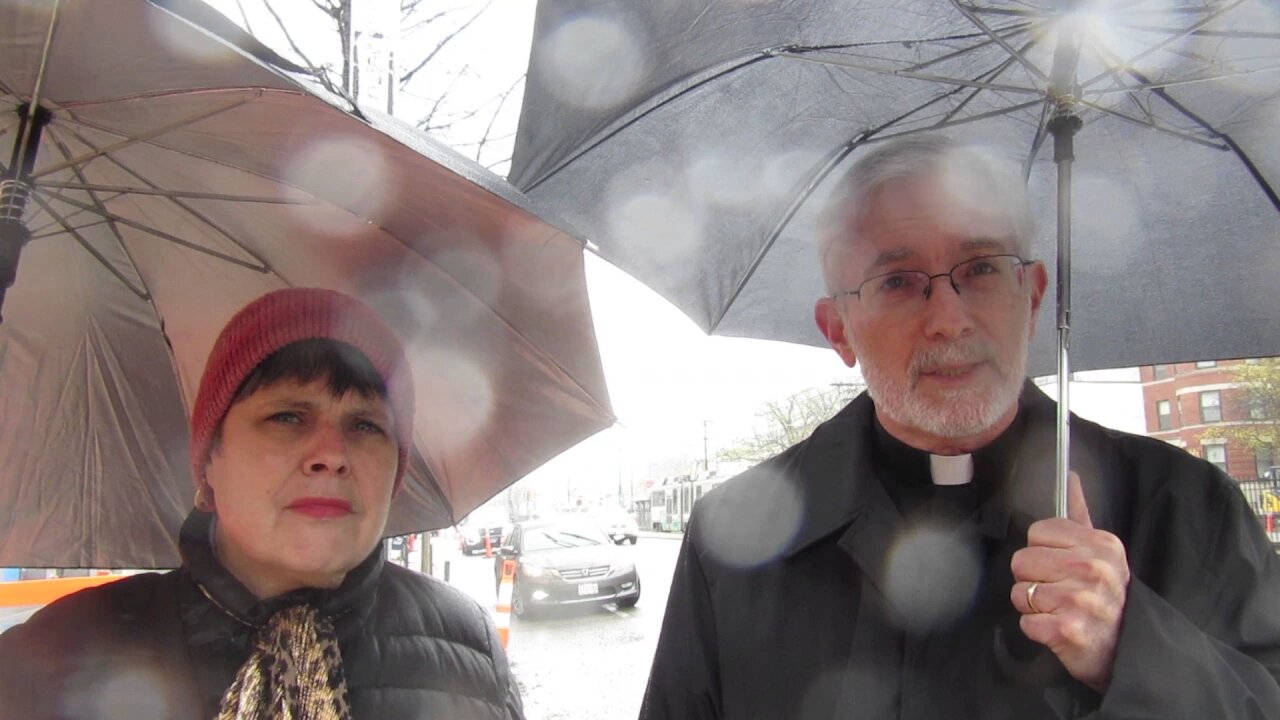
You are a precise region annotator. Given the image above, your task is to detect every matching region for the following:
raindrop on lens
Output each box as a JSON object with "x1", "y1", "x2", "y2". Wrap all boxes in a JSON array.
[
  {"x1": 882, "y1": 525, "x2": 981, "y2": 633},
  {"x1": 284, "y1": 135, "x2": 390, "y2": 237},
  {"x1": 537, "y1": 16, "x2": 646, "y2": 110},
  {"x1": 699, "y1": 468, "x2": 803, "y2": 569}
]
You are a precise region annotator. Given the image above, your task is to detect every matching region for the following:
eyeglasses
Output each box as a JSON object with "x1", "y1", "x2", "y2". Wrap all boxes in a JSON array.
[{"x1": 830, "y1": 254, "x2": 1033, "y2": 316}]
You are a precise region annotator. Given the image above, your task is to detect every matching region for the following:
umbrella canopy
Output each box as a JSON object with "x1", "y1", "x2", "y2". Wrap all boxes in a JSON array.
[
  {"x1": 0, "y1": 0, "x2": 613, "y2": 568},
  {"x1": 511, "y1": 0, "x2": 1280, "y2": 377}
]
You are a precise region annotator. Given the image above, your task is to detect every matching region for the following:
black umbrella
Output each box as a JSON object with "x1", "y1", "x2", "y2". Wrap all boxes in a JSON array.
[{"x1": 511, "y1": 0, "x2": 1280, "y2": 515}]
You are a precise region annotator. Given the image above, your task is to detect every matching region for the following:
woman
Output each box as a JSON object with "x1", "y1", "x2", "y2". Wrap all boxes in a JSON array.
[{"x1": 0, "y1": 288, "x2": 524, "y2": 719}]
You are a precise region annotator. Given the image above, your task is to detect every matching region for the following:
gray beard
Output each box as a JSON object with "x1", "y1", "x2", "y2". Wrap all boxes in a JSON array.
[{"x1": 861, "y1": 337, "x2": 1028, "y2": 440}]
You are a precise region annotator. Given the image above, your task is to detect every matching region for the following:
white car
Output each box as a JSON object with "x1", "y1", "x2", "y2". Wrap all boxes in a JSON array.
[{"x1": 596, "y1": 508, "x2": 639, "y2": 545}]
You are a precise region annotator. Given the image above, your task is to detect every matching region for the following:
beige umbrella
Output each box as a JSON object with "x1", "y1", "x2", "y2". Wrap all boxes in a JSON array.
[{"x1": 0, "y1": 0, "x2": 613, "y2": 568}]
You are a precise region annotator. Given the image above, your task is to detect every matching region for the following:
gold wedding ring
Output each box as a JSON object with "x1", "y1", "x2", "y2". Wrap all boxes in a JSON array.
[{"x1": 1026, "y1": 581, "x2": 1042, "y2": 614}]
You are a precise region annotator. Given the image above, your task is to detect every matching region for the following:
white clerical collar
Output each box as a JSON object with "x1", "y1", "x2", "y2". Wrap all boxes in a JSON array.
[{"x1": 929, "y1": 453, "x2": 974, "y2": 486}]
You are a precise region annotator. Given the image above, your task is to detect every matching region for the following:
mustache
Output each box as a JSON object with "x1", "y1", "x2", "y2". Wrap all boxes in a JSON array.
[{"x1": 909, "y1": 339, "x2": 996, "y2": 379}]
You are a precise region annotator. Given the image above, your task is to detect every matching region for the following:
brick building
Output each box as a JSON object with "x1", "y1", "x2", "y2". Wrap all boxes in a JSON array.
[{"x1": 1140, "y1": 359, "x2": 1275, "y2": 480}]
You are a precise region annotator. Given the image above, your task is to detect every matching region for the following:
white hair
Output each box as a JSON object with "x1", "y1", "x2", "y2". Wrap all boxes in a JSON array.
[{"x1": 818, "y1": 134, "x2": 1036, "y2": 293}]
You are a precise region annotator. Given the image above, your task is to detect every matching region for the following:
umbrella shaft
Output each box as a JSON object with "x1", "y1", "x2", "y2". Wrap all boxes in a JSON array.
[
  {"x1": 1050, "y1": 112, "x2": 1082, "y2": 520},
  {"x1": 10, "y1": 0, "x2": 62, "y2": 180}
]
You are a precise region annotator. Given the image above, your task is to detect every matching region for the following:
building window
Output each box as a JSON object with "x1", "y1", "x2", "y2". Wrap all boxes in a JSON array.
[
  {"x1": 1200, "y1": 391, "x2": 1222, "y2": 423},
  {"x1": 1196, "y1": 360, "x2": 1217, "y2": 368},
  {"x1": 1156, "y1": 399, "x2": 1172, "y2": 430},
  {"x1": 1204, "y1": 443, "x2": 1227, "y2": 472},
  {"x1": 1249, "y1": 397, "x2": 1267, "y2": 421},
  {"x1": 1152, "y1": 364, "x2": 1172, "y2": 379},
  {"x1": 1257, "y1": 446, "x2": 1275, "y2": 479}
]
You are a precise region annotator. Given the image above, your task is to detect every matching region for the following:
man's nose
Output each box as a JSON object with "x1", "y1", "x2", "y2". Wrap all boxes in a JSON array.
[
  {"x1": 920, "y1": 275, "x2": 974, "y2": 340},
  {"x1": 303, "y1": 422, "x2": 350, "y2": 475}
]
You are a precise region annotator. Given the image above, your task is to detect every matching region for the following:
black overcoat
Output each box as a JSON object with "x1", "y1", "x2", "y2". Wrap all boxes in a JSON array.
[
  {"x1": 0, "y1": 511, "x2": 524, "y2": 719},
  {"x1": 641, "y1": 383, "x2": 1280, "y2": 719}
]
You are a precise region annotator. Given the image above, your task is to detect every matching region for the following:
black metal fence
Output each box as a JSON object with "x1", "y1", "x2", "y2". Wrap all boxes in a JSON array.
[{"x1": 1238, "y1": 478, "x2": 1280, "y2": 546}]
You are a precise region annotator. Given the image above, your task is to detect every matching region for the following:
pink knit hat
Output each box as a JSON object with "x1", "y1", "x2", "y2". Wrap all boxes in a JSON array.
[{"x1": 189, "y1": 287, "x2": 414, "y2": 488}]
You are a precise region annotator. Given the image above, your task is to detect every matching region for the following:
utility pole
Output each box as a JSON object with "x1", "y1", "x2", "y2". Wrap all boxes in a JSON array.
[
  {"x1": 349, "y1": 0, "x2": 399, "y2": 113},
  {"x1": 702, "y1": 420, "x2": 711, "y2": 471}
]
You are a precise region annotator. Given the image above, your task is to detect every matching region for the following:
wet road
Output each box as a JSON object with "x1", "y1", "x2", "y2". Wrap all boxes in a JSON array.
[{"x1": 439, "y1": 532, "x2": 682, "y2": 720}]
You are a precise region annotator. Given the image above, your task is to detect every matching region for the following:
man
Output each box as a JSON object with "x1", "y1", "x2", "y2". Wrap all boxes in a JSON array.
[{"x1": 640, "y1": 136, "x2": 1280, "y2": 719}]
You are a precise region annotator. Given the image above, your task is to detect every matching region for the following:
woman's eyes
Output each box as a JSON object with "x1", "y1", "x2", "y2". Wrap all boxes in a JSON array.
[
  {"x1": 353, "y1": 419, "x2": 387, "y2": 436},
  {"x1": 264, "y1": 411, "x2": 386, "y2": 436}
]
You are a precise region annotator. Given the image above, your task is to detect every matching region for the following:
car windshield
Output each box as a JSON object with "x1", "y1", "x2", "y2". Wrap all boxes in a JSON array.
[{"x1": 522, "y1": 522, "x2": 608, "y2": 552}]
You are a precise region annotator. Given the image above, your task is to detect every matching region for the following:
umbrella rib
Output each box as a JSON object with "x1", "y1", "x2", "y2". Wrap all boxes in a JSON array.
[
  {"x1": 33, "y1": 181, "x2": 315, "y2": 205},
  {"x1": 38, "y1": 188, "x2": 272, "y2": 272},
  {"x1": 903, "y1": 20, "x2": 1038, "y2": 73},
  {"x1": 955, "y1": 4, "x2": 1046, "y2": 18},
  {"x1": 521, "y1": 53, "x2": 773, "y2": 191},
  {"x1": 1112, "y1": 23, "x2": 1280, "y2": 40},
  {"x1": 29, "y1": 92, "x2": 261, "y2": 180},
  {"x1": 53, "y1": 121, "x2": 278, "y2": 273},
  {"x1": 29, "y1": 217, "x2": 111, "y2": 240},
  {"x1": 873, "y1": 99, "x2": 1044, "y2": 139},
  {"x1": 1022, "y1": 100, "x2": 1055, "y2": 180},
  {"x1": 1083, "y1": 65, "x2": 1280, "y2": 95},
  {"x1": 1078, "y1": 0, "x2": 1246, "y2": 93},
  {"x1": 948, "y1": 0, "x2": 1050, "y2": 84},
  {"x1": 1125, "y1": 67, "x2": 1280, "y2": 212},
  {"x1": 40, "y1": 127, "x2": 155, "y2": 291},
  {"x1": 781, "y1": 50, "x2": 1043, "y2": 95},
  {"x1": 1075, "y1": 98, "x2": 1228, "y2": 150},
  {"x1": 933, "y1": 33, "x2": 1046, "y2": 126},
  {"x1": 28, "y1": 192, "x2": 149, "y2": 300}
]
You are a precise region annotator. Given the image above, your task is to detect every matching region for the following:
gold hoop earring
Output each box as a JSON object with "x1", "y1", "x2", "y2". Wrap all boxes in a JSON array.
[{"x1": 195, "y1": 483, "x2": 215, "y2": 512}]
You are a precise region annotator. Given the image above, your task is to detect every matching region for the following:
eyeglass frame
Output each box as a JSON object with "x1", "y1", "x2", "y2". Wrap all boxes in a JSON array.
[{"x1": 828, "y1": 253, "x2": 1036, "y2": 308}]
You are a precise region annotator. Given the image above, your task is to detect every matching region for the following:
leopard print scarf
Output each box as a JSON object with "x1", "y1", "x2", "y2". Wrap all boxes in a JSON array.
[{"x1": 216, "y1": 604, "x2": 353, "y2": 720}]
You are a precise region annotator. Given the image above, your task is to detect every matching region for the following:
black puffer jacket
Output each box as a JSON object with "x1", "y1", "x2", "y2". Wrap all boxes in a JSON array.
[{"x1": 0, "y1": 511, "x2": 524, "y2": 720}]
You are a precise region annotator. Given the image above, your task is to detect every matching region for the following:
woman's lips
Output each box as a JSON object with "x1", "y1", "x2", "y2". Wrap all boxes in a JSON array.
[{"x1": 286, "y1": 497, "x2": 353, "y2": 519}]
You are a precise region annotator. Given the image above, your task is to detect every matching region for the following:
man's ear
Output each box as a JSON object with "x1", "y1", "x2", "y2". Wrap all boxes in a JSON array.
[
  {"x1": 1026, "y1": 260, "x2": 1049, "y2": 336},
  {"x1": 815, "y1": 298, "x2": 858, "y2": 368}
]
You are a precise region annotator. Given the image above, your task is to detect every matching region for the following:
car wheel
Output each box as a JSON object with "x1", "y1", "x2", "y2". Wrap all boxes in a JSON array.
[
  {"x1": 512, "y1": 584, "x2": 537, "y2": 619},
  {"x1": 512, "y1": 593, "x2": 526, "y2": 617},
  {"x1": 618, "y1": 579, "x2": 640, "y2": 608},
  {"x1": 628, "y1": 536, "x2": 638, "y2": 545}
]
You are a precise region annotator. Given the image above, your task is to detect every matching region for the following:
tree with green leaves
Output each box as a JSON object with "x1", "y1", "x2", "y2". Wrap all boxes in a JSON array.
[{"x1": 1201, "y1": 358, "x2": 1280, "y2": 466}]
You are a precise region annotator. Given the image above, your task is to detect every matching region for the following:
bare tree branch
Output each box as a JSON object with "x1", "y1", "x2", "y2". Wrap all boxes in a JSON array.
[
  {"x1": 233, "y1": 0, "x2": 255, "y2": 33},
  {"x1": 260, "y1": 0, "x2": 335, "y2": 89},
  {"x1": 402, "y1": 9, "x2": 450, "y2": 35},
  {"x1": 719, "y1": 384, "x2": 864, "y2": 463},
  {"x1": 473, "y1": 74, "x2": 524, "y2": 163},
  {"x1": 398, "y1": 0, "x2": 494, "y2": 85}
]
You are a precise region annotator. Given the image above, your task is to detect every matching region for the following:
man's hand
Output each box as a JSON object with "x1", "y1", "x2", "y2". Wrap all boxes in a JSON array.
[{"x1": 1010, "y1": 472, "x2": 1130, "y2": 693}]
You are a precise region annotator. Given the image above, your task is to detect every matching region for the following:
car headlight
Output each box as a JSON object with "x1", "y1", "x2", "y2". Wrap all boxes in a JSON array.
[
  {"x1": 614, "y1": 561, "x2": 635, "y2": 575},
  {"x1": 521, "y1": 564, "x2": 547, "y2": 578}
]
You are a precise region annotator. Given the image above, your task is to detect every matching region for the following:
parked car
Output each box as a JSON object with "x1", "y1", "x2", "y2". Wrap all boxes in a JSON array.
[
  {"x1": 457, "y1": 508, "x2": 509, "y2": 556},
  {"x1": 595, "y1": 506, "x2": 639, "y2": 545},
  {"x1": 494, "y1": 517, "x2": 640, "y2": 618}
]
